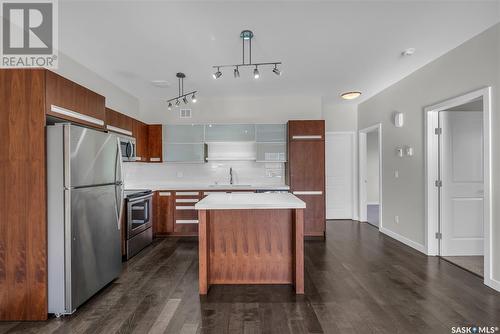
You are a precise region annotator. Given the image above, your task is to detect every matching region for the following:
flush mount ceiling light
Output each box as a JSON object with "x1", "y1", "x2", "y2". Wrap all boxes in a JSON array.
[
  {"x1": 212, "y1": 30, "x2": 282, "y2": 80},
  {"x1": 166, "y1": 72, "x2": 198, "y2": 110},
  {"x1": 340, "y1": 91, "x2": 362, "y2": 100}
]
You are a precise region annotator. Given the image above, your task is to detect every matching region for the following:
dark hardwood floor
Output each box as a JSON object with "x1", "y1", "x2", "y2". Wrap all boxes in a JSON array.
[{"x1": 2, "y1": 220, "x2": 499, "y2": 334}]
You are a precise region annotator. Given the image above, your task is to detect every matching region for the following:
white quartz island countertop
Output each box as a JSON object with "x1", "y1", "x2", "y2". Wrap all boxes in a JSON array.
[{"x1": 195, "y1": 192, "x2": 306, "y2": 210}]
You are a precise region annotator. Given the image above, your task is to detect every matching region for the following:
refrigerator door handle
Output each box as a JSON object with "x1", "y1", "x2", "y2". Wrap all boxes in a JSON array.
[{"x1": 115, "y1": 137, "x2": 125, "y2": 229}]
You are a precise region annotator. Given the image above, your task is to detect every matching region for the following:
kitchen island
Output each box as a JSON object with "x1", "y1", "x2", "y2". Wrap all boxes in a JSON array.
[{"x1": 195, "y1": 192, "x2": 306, "y2": 294}]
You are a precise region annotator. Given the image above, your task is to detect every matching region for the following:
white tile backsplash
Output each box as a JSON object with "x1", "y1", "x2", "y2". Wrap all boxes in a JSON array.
[{"x1": 123, "y1": 161, "x2": 285, "y2": 187}]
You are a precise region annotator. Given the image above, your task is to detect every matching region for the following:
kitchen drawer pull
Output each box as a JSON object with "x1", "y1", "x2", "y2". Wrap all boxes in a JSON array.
[
  {"x1": 176, "y1": 219, "x2": 198, "y2": 224},
  {"x1": 176, "y1": 206, "x2": 196, "y2": 210},
  {"x1": 175, "y1": 192, "x2": 199, "y2": 196},
  {"x1": 51, "y1": 105, "x2": 105, "y2": 126},
  {"x1": 292, "y1": 135, "x2": 322, "y2": 139},
  {"x1": 135, "y1": 157, "x2": 142, "y2": 161},
  {"x1": 176, "y1": 198, "x2": 199, "y2": 203},
  {"x1": 150, "y1": 157, "x2": 161, "y2": 162},
  {"x1": 159, "y1": 192, "x2": 171, "y2": 196},
  {"x1": 292, "y1": 191, "x2": 323, "y2": 195},
  {"x1": 106, "y1": 125, "x2": 133, "y2": 136}
]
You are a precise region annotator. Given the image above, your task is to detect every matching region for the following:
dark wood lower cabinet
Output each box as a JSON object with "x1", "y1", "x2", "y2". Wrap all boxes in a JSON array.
[
  {"x1": 154, "y1": 191, "x2": 174, "y2": 236},
  {"x1": 294, "y1": 194, "x2": 325, "y2": 237}
]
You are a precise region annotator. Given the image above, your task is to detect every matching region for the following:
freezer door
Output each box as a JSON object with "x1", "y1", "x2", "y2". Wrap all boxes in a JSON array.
[
  {"x1": 68, "y1": 125, "x2": 120, "y2": 187},
  {"x1": 70, "y1": 185, "x2": 122, "y2": 310}
]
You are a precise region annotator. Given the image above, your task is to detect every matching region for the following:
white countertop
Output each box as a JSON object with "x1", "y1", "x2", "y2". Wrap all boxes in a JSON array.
[
  {"x1": 195, "y1": 192, "x2": 306, "y2": 210},
  {"x1": 124, "y1": 183, "x2": 290, "y2": 191}
]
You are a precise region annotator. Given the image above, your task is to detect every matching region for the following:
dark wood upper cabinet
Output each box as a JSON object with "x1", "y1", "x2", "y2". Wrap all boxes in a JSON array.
[
  {"x1": 287, "y1": 120, "x2": 326, "y2": 237},
  {"x1": 105, "y1": 108, "x2": 134, "y2": 133},
  {"x1": 288, "y1": 120, "x2": 325, "y2": 140},
  {"x1": 148, "y1": 124, "x2": 163, "y2": 162},
  {"x1": 132, "y1": 120, "x2": 149, "y2": 162},
  {"x1": 45, "y1": 71, "x2": 105, "y2": 129}
]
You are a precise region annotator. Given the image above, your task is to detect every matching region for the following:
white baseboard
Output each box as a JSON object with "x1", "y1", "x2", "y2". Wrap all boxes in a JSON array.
[
  {"x1": 485, "y1": 277, "x2": 500, "y2": 292},
  {"x1": 379, "y1": 227, "x2": 426, "y2": 254}
]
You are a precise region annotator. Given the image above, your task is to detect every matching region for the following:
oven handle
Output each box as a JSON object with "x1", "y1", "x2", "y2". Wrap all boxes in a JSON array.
[{"x1": 128, "y1": 194, "x2": 153, "y2": 203}]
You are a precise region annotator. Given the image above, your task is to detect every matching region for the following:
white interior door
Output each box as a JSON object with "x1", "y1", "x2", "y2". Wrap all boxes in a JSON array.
[
  {"x1": 440, "y1": 111, "x2": 484, "y2": 256},
  {"x1": 358, "y1": 132, "x2": 367, "y2": 222},
  {"x1": 325, "y1": 133, "x2": 354, "y2": 219}
]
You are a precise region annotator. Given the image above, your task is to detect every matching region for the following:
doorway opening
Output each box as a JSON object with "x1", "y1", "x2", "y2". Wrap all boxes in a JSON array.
[
  {"x1": 425, "y1": 88, "x2": 494, "y2": 287},
  {"x1": 359, "y1": 124, "x2": 382, "y2": 228}
]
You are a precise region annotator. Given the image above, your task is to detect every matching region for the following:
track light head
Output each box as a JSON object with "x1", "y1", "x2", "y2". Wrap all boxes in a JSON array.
[
  {"x1": 253, "y1": 66, "x2": 260, "y2": 79},
  {"x1": 213, "y1": 68, "x2": 222, "y2": 79},
  {"x1": 272, "y1": 65, "x2": 281, "y2": 76},
  {"x1": 234, "y1": 66, "x2": 240, "y2": 78},
  {"x1": 191, "y1": 93, "x2": 197, "y2": 103},
  {"x1": 167, "y1": 102, "x2": 172, "y2": 110},
  {"x1": 175, "y1": 99, "x2": 180, "y2": 107}
]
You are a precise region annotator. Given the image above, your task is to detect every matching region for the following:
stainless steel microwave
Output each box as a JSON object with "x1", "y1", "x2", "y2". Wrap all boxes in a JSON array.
[{"x1": 118, "y1": 135, "x2": 136, "y2": 162}]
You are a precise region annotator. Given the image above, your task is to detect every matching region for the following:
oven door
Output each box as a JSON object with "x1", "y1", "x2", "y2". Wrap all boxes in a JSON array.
[{"x1": 127, "y1": 195, "x2": 152, "y2": 238}]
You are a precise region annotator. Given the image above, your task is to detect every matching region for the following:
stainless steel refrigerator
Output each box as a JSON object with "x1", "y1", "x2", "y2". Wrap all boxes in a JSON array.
[{"x1": 47, "y1": 123, "x2": 124, "y2": 316}]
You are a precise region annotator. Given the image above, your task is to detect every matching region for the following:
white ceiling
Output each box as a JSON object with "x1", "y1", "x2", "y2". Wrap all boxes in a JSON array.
[{"x1": 59, "y1": 1, "x2": 500, "y2": 117}]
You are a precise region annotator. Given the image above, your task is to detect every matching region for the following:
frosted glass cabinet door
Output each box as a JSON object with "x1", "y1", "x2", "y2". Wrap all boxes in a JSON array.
[
  {"x1": 163, "y1": 124, "x2": 204, "y2": 143},
  {"x1": 255, "y1": 124, "x2": 286, "y2": 142},
  {"x1": 163, "y1": 143, "x2": 206, "y2": 162},
  {"x1": 256, "y1": 143, "x2": 287, "y2": 162},
  {"x1": 204, "y1": 124, "x2": 255, "y2": 142}
]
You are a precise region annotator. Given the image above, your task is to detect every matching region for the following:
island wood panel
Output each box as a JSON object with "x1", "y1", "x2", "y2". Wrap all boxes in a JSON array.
[
  {"x1": 198, "y1": 208, "x2": 304, "y2": 294},
  {"x1": 45, "y1": 70, "x2": 105, "y2": 129},
  {"x1": 0, "y1": 69, "x2": 47, "y2": 320},
  {"x1": 105, "y1": 108, "x2": 133, "y2": 132}
]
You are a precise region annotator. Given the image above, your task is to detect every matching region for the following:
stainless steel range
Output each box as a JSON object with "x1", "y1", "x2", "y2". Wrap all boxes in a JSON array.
[{"x1": 124, "y1": 189, "x2": 153, "y2": 260}]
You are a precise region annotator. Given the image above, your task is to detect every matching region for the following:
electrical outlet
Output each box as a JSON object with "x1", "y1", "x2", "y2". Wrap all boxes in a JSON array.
[{"x1": 395, "y1": 215, "x2": 399, "y2": 224}]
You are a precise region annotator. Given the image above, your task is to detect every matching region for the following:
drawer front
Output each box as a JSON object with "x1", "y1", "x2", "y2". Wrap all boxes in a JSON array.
[{"x1": 174, "y1": 191, "x2": 200, "y2": 234}]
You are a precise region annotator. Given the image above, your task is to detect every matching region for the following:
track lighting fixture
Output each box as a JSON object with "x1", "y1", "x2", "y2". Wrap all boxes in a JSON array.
[
  {"x1": 212, "y1": 30, "x2": 282, "y2": 80},
  {"x1": 213, "y1": 67, "x2": 222, "y2": 79},
  {"x1": 253, "y1": 66, "x2": 260, "y2": 79},
  {"x1": 166, "y1": 72, "x2": 198, "y2": 110},
  {"x1": 272, "y1": 64, "x2": 281, "y2": 76}
]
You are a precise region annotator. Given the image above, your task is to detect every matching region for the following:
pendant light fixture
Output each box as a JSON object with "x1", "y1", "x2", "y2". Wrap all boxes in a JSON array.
[
  {"x1": 212, "y1": 30, "x2": 282, "y2": 79},
  {"x1": 166, "y1": 72, "x2": 198, "y2": 110}
]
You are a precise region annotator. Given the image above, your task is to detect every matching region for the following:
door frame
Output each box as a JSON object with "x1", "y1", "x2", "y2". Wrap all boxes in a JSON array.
[
  {"x1": 325, "y1": 131, "x2": 357, "y2": 220},
  {"x1": 424, "y1": 87, "x2": 494, "y2": 289},
  {"x1": 358, "y1": 123, "x2": 383, "y2": 229}
]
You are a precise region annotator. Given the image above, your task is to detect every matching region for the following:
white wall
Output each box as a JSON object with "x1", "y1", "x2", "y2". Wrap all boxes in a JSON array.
[
  {"x1": 141, "y1": 95, "x2": 322, "y2": 124},
  {"x1": 358, "y1": 24, "x2": 499, "y2": 281},
  {"x1": 366, "y1": 131, "x2": 379, "y2": 204},
  {"x1": 322, "y1": 99, "x2": 358, "y2": 132},
  {"x1": 54, "y1": 52, "x2": 141, "y2": 119}
]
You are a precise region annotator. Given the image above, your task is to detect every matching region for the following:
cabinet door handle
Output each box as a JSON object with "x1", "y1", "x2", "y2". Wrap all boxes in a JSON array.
[
  {"x1": 292, "y1": 191, "x2": 323, "y2": 195},
  {"x1": 150, "y1": 157, "x2": 161, "y2": 162},
  {"x1": 292, "y1": 135, "x2": 322, "y2": 140},
  {"x1": 159, "y1": 192, "x2": 171, "y2": 196}
]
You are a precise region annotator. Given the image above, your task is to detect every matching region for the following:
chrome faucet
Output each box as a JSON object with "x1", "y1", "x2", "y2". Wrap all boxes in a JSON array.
[{"x1": 229, "y1": 167, "x2": 234, "y2": 185}]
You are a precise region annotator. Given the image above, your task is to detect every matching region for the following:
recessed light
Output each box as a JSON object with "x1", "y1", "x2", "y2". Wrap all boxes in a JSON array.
[
  {"x1": 402, "y1": 48, "x2": 416, "y2": 56},
  {"x1": 341, "y1": 91, "x2": 362, "y2": 100},
  {"x1": 151, "y1": 80, "x2": 170, "y2": 87}
]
